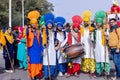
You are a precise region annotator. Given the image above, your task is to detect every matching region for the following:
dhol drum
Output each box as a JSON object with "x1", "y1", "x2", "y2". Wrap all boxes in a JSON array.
[{"x1": 64, "y1": 43, "x2": 85, "y2": 59}]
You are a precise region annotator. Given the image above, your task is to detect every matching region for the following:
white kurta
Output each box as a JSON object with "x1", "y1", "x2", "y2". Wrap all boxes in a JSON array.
[
  {"x1": 71, "y1": 34, "x2": 82, "y2": 64},
  {"x1": 43, "y1": 32, "x2": 56, "y2": 65},
  {"x1": 94, "y1": 29, "x2": 109, "y2": 63},
  {"x1": 56, "y1": 32, "x2": 66, "y2": 64},
  {"x1": 61, "y1": 31, "x2": 82, "y2": 64},
  {"x1": 82, "y1": 28, "x2": 94, "y2": 59}
]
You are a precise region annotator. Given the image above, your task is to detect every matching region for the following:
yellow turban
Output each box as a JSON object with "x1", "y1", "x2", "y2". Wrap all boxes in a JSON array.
[
  {"x1": 27, "y1": 10, "x2": 40, "y2": 28},
  {"x1": 82, "y1": 10, "x2": 92, "y2": 24}
]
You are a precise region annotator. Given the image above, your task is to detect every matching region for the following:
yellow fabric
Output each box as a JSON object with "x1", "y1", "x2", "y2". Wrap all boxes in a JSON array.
[
  {"x1": 30, "y1": 19, "x2": 38, "y2": 24},
  {"x1": 83, "y1": 17, "x2": 90, "y2": 22},
  {"x1": 42, "y1": 28, "x2": 47, "y2": 46},
  {"x1": 80, "y1": 26, "x2": 94, "y2": 36},
  {"x1": 30, "y1": 19, "x2": 39, "y2": 28},
  {"x1": 0, "y1": 30, "x2": 6, "y2": 46},
  {"x1": 83, "y1": 17, "x2": 90, "y2": 24},
  {"x1": 102, "y1": 27, "x2": 106, "y2": 46},
  {"x1": 4, "y1": 31, "x2": 13, "y2": 44},
  {"x1": 82, "y1": 10, "x2": 92, "y2": 24},
  {"x1": 81, "y1": 58, "x2": 95, "y2": 73},
  {"x1": 82, "y1": 10, "x2": 92, "y2": 19}
]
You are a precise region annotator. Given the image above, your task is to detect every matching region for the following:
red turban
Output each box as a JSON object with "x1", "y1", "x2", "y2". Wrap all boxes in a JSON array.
[
  {"x1": 111, "y1": 5, "x2": 120, "y2": 14},
  {"x1": 72, "y1": 23, "x2": 80, "y2": 30}
]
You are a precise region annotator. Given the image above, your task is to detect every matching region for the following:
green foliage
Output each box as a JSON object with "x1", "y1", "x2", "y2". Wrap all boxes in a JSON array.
[{"x1": 0, "y1": 0, "x2": 54, "y2": 29}]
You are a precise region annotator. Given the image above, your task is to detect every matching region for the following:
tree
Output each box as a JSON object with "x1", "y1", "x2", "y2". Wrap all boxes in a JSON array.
[{"x1": 0, "y1": 0, "x2": 54, "y2": 29}]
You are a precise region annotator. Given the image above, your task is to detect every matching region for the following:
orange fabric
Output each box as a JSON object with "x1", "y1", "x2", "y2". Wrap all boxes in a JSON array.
[
  {"x1": 27, "y1": 28, "x2": 34, "y2": 47},
  {"x1": 0, "y1": 30, "x2": 6, "y2": 46},
  {"x1": 28, "y1": 57, "x2": 43, "y2": 78},
  {"x1": 27, "y1": 28, "x2": 40, "y2": 47},
  {"x1": 23, "y1": 28, "x2": 26, "y2": 38}
]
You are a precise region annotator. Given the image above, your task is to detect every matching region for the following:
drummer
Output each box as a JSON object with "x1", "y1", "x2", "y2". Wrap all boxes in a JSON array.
[{"x1": 61, "y1": 20, "x2": 83, "y2": 77}]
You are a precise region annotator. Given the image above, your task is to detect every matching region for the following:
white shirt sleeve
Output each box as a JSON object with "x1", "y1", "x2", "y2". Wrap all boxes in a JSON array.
[{"x1": 60, "y1": 33, "x2": 68, "y2": 47}]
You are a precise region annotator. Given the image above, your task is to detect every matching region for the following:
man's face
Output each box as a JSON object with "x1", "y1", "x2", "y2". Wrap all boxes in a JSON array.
[
  {"x1": 109, "y1": 20, "x2": 116, "y2": 26},
  {"x1": 8, "y1": 28, "x2": 12, "y2": 34},
  {"x1": 84, "y1": 21, "x2": 89, "y2": 27},
  {"x1": 58, "y1": 26, "x2": 62, "y2": 31},
  {"x1": 96, "y1": 23, "x2": 101, "y2": 28},
  {"x1": 47, "y1": 23, "x2": 52, "y2": 29},
  {"x1": 31, "y1": 24, "x2": 36, "y2": 29}
]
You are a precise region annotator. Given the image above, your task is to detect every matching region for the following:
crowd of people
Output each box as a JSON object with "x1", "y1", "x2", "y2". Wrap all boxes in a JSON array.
[{"x1": 0, "y1": 1, "x2": 120, "y2": 80}]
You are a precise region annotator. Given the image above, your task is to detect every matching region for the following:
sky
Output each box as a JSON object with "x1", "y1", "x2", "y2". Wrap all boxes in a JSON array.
[{"x1": 47, "y1": 0, "x2": 120, "y2": 22}]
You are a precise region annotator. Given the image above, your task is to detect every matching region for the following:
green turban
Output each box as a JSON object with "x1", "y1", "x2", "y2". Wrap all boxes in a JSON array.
[{"x1": 96, "y1": 18, "x2": 103, "y2": 27}]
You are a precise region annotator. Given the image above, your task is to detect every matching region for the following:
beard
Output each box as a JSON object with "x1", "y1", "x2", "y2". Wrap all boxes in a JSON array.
[
  {"x1": 48, "y1": 27, "x2": 52, "y2": 30},
  {"x1": 84, "y1": 23, "x2": 89, "y2": 27},
  {"x1": 58, "y1": 29, "x2": 62, "y2": 32}
]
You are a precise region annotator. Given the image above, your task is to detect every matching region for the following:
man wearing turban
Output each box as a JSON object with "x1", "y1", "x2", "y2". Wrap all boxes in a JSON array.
[{"x1": 27, "y1": 10, "x2": 43, "y2": 79}]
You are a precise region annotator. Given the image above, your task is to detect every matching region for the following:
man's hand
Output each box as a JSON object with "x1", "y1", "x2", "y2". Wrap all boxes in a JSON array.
[
  {"x1": 55, "y1": 47, "x2": 59, "y2": 51},
  {"x1": 116, "y1": 49, "x2": 119, "y2": 53},
  {"x1": 3, "y1": 54, "x2": 7, "y2": 59}
]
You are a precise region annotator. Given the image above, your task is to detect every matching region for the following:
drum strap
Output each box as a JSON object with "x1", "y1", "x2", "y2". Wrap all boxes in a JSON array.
[
  {"x1": 71, "y1": 32, "x2": 81, "y2": 43},
  {"x1": 68, "y1": 32, "x2": 81, "y2": 45}
]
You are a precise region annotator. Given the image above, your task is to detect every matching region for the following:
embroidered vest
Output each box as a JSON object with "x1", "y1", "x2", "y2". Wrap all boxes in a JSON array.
[{"x1": 27, "y1": 28, "x2": 40, "y2": 47}]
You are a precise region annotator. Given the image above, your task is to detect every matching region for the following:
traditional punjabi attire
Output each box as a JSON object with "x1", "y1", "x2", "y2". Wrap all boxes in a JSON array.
[
  {"x1": 81, "y1": 10, "x2": 96, "y2": 74},
  {"x1": 17, "y1": 27, "x2": 27, "y2": 69},
  {"x1": 43, "y1": 13, "x2": 57, "y2": 79},
  {"x1": 67, "y1": 29, "x2": 82, "y2": 75},
  {"x1": 93, "y1": 16, "x2": 110, "y2": 75},
  {"x1": 81, "y1": 27, "x2": 96, "y2": 74},
  {"x1": 55, "y1": 17, "x2": 67, "y2": 76},
  {"x1": 65, "y1": 16, "x2": 83, "y2": 75},
  {"x1": 61, "y1": 17, "x2": 83, "y2": 75},
  {"x1": 1, "y1": 28, "x2": 14, "y2": 71},
  {"x1": 27, "y1": 10, "x2": 43, "y2": 79}
]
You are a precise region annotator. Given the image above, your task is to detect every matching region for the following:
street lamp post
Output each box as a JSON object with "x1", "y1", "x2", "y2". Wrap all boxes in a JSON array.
[
  {"x1": 9, "y1": 0, "x2": 12, "y2": 27},
  {"x1": 22, "y1": 0, "x2": 24, "y2": 27}
]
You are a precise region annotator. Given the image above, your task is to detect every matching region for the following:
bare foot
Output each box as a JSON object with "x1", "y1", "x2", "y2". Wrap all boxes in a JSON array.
[{"x1": 66, "y1": 74, "x2": 71, "y2": 78}]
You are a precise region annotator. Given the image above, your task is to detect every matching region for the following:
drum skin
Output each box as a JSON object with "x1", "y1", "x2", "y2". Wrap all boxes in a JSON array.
[{"x1": 65, "y1": 43, "x2": 85, "y2": 59}]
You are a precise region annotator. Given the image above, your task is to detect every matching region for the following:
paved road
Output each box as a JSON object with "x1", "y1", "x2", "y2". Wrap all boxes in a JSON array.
[{"x1": 0, "y1": 50, "x2": 116, "y2": 80}]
